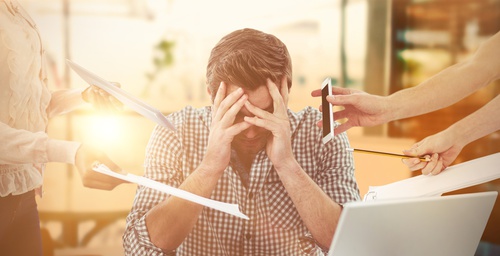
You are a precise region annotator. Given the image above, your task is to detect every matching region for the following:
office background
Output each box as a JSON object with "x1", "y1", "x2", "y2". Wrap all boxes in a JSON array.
[{"x1": 16, "y1": 0, "x2": 499, "y2": 255}]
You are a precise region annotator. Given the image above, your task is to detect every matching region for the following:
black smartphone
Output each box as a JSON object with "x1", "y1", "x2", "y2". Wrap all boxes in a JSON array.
[{"x1": 321, "y1": 77, "x2": 334, "y2": 144}]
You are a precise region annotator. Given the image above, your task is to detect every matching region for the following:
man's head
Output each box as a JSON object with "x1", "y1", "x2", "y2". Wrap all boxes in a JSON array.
[
  {"x1": 206, "y1": 28, "x2": 292, "y2": 102},
  {"x1": 206, "y1": 28, "x2": 292, "y2": 155}
]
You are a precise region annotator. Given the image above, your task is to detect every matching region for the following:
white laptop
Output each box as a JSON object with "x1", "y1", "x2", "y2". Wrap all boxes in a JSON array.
[{"x1": 328, "y1": 191, "x2": 497, "y2": 256}]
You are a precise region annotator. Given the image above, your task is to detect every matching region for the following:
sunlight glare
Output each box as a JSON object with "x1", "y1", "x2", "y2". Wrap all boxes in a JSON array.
[{"x1": 85, "y1": 114, "x2": 124, "y2": 147}]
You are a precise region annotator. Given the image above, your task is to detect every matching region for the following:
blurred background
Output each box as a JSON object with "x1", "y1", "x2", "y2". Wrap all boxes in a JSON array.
[{"x1": 16, "y1": 0, "x2": 499, "y2": 255}]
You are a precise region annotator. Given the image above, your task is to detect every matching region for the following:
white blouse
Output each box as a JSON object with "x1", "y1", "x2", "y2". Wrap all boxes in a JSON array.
[{"x1": 0, "y1": 0, "x2": 82, "y2": 196}]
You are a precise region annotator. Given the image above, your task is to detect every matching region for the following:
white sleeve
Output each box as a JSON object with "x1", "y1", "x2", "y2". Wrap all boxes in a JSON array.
[
  {"x1": 47, "y1": 88, "x2": 86, "y2": 118},
  {"x1": 0, "y1": 121, "x2": 81, "y2": 165}
]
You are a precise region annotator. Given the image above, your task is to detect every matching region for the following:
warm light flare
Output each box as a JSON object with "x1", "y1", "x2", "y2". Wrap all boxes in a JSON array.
[{"x1": 83, "y1": 114, "x2": 124, "y2": 147}]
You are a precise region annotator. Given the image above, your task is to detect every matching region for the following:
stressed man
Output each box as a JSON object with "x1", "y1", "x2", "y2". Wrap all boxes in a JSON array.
[{"x1": 123, "y1": 28, "x2": 359, "y2": 256}]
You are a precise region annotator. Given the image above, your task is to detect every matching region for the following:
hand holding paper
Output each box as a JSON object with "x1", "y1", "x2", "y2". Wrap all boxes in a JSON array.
[
  {"x1": 67, "y1": 60, "x2": 175, "y2": 131},
  {"x1": 93, "y1": 163, "x2": 249, "y2": 219},
  {"x1": 82, "y1": 83, "x2": 124, "y2": 112}
]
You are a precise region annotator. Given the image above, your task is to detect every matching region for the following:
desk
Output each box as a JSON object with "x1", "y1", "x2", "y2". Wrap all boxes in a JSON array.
[
  {"x1": 347, "y1": 131, "x2": 415, "y2": 197},
  {"x1": 39, "y1": 210, "x2": 129, "y2": 248}
]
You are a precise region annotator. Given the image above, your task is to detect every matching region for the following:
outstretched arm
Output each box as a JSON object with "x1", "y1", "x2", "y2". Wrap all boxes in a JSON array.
[
  {"x1": 48, "y1": 84, "x2": 122, "y2": 118},
  {"x1": 311, "y1": 31, "x2": 500, "y2": 134},
  {"x1": 386, "y1": 29, "x2": 500, "y2": 119}
]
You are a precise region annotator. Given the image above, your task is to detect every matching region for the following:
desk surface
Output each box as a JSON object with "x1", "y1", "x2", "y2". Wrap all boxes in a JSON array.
[{"x1": 40, "y1": 210, "x2": 129, "y2": 248}]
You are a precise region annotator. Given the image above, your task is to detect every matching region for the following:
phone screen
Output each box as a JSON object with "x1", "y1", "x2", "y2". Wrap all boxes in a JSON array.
[
  {"x1": 322, "y1": 85, "x2": 331, "y2": 137},
  {"x1": 321, "y1": 78, "x2": 334, "y2": 144}
]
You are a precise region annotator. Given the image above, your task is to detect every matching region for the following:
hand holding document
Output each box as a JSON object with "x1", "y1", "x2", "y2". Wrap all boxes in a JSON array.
[
  {"x1": 67, "y1": 60, "x2": 176, "y2": 131},
  {"x1": 364, "y1": 153, "x2": 500, "y2": 201},
  {"x1": 93, "y1": 164, "x2": 249, "y2": 220}
]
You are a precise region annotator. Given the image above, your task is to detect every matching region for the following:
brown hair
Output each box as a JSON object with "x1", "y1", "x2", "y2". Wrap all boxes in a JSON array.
[{"x1": 206, "y1": 28, "x2": 292, "y2": 101}]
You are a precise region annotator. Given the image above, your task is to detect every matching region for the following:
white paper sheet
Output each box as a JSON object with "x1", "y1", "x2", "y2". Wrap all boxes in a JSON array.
[
  {"x1": 364, "y1": 153, "x2": 500, "y2": 201},
  {"x1": 93, "y1": 164, "x2": 249, "y2": 220},
  {"x1": 67, "y1": 59, "x2": 176, "y2": 131}
]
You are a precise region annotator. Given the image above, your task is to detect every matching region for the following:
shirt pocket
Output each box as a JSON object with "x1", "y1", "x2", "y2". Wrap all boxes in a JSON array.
[{"x1": 263, "y1": 173, "x2": 303, "y2": 230}]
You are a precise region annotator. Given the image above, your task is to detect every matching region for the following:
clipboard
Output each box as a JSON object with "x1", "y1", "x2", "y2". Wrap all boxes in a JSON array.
[{"x1": 67, "y1": 59, "x2": 176, "y2": 131}]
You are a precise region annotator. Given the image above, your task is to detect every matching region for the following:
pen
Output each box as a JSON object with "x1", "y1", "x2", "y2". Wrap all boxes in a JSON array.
[{"x1": 346, "y1": 148, "x2": 431, "y2": 162}]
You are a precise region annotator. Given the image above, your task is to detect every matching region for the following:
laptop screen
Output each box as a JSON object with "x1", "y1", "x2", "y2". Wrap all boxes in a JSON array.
[{"x1": 328, "y1": 192, "x2": 497, "y2": 256}]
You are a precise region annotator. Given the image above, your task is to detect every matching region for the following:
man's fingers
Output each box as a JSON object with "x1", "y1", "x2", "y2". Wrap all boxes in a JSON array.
[
  {"x1": 244, "y1": 101, "x2": 274, "y2": 120},
  {"x1": 214, "y1": 86, "x2": 244, "y2": 122},
  {"x1": 227, "y1": 121, "x2": 253, "y2": 136},
  {"x1": 212, "y1": 82, "x2": 226, "y2": 118},
  {"x1": 266, "y1": 79, "x2": 286, "y2": 116},
  {"x1": 220, "y1": 94, "x2": 248, "y2": 124},
  {"x1": 279, "y1": 76, "x2": 289, "y2": 105}
]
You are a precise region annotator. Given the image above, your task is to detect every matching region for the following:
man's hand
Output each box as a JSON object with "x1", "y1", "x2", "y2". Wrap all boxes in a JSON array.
[
  {"x1": 244, "y1": 77, "x2": 293, "y2": 170},
  {"x1": 311, "y1": 87, "x2": 390, "y2": 134},
  {"x1": 74, "y1": 144, "x2": 127, "y2": 190},
  {"x1": 202, "y1": 82, "x2": 251, "y2": 174}
]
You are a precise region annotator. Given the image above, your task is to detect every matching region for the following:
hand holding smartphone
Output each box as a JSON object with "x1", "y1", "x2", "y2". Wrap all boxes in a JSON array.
[{"x1": 321, "y1": 77, "x2": 335, "y2": 144}]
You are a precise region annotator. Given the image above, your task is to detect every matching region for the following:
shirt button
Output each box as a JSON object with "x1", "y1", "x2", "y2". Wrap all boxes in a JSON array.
[
  {"x1": 245, "y1": 234, "x2": 252, "y2": 240},
  {"x1": 248, "y1": 192, "x2": 254, "y2": 200}
]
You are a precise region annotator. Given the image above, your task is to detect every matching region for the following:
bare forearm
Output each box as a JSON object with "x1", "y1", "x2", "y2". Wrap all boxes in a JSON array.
[
  {"x1": 146, "y1": 165, "x2": 223, "y2": 251},
  {"x1": 388, "y1": 31, "x2": 500, "y2": 121},
  {"x1": 276, "y1": 159, "x2": 342, "y2": 248},
  {"x1": 445, "y1": 94, "x2": 500, "y2": 148},
  {"x1": 387, "y1": 61, "x2": 495, "y2": 121}
]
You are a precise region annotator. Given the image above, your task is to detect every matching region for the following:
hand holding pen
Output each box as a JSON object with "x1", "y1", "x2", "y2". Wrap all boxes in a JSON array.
[
  {"x1": 347, "y1": 148, "x2": 431, "y2": 162},
  {"x1": 401, "y1": 130, "x2": 465, "y2": 176}
]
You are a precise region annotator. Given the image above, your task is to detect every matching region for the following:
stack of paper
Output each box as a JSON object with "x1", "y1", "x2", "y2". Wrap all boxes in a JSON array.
[{"x1": 364, "y1": 153, "x2": 500, "y2": 201}]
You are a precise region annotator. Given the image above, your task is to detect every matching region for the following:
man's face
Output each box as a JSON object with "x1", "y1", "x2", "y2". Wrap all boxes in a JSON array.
[{"x1": 226, "y1": 83, "x2": 274, "y2": 155}]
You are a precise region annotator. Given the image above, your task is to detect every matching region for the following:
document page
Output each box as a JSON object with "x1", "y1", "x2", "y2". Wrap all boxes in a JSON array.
[
  {"x1": 364, "y1": 153, "x2": 500, "y2": 201},
  {"x1": 93, "y1": 164, "x2": 249, "y2": 219},
  {"x1": 67, "y1": 59, "x2": 176, "y2": 131}
]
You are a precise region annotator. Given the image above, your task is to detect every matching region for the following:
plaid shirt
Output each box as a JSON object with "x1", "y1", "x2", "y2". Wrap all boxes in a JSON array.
[{"x1": 123, "y1": 106, "x2": 360, "y2": 256}]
